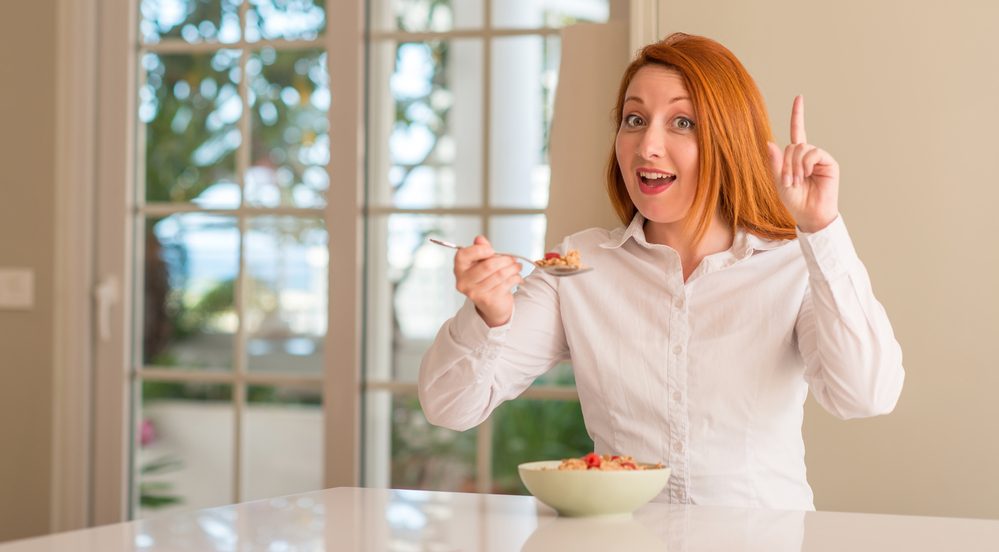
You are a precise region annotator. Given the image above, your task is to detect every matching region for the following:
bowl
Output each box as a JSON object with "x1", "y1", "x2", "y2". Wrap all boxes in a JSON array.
[{"x1": 517, "y1": 460, "x2": 671, "y2": 517}]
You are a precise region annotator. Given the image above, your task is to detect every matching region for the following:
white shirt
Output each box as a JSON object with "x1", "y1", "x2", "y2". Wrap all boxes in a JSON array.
[{"x1": 418, "y1": 214, "x2": 904, "y2": 511}]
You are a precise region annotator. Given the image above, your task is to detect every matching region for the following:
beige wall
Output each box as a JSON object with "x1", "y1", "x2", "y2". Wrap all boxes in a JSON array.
[
  {"x1": 547, "y1": 23, "x2": 629, "y2": 243},
  {"x1": 654, "y1": 0, "x2": 999, "y2": 518},
  {"x1": 0, "y1": 0, "x2": 58, "y2": 542}
]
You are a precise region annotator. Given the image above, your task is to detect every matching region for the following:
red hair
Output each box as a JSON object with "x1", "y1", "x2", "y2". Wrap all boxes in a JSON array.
[{"x1": 606, "y1": 33, "x2": 796, "y2": 242}]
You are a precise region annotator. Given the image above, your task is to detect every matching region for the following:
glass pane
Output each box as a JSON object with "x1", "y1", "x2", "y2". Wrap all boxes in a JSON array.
[
  {"x1": 136, "y1": 382, "x2": 233, "y2": 518},
  {"x1": 140, "y1": 50, "x2": 242, "y2": 207},
  {"x1": 246, "y1": 0, "x2": 326, "y2": 42},
  {"x1": 491, "y1": 399, "x2": 591, "y2": 494},
  {"x1": 364, "y1": 391, "x2": 478, "y2": 491},
  {"x1": 247, "y1": 48, "x2": 329, "y2": 208},
  {"x1": 243, "y1": 385, "x2": 323, "y2": 501},
  {"x1": 140, "y1": 0, "x2": 241, "y2": 44},
  {"x1": 369, "y1": 0, "x2": 482, "y2": 32},
  {"x1": 143, "y1": 215, "x2": 239, "y2": 370},
  {"x1": 490, "y1": 36, "x2": 559, "y2": 208},
  {"x1": 492, "y1": 0, "x2": 609, "y2": 29},
  {"x1": 245, "y1": 216, "x2": 327, "y2": 374},
  {"x1": 489, "y1": 215, "x2": 546, "y2": 278},
  {"x1": 369, "y1": 40, "x2": 483, "y2": 208},
  {"x1": 366, "y1": 215, "x2": 480, "y2": 384}
]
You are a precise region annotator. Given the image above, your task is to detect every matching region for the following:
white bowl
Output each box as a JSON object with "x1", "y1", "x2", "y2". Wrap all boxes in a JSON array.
[{"x1": 518, "y1": 460, "x2": 671, "y2": 517}]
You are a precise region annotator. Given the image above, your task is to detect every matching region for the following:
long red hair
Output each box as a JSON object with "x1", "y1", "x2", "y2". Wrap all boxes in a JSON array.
[{"x1": 606, "y1": 33, "x2": 797, "y2": 242}]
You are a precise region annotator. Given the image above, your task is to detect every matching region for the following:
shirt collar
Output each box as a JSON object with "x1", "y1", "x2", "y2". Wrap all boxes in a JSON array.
[
  {"x1": 600, "y1": 212, "x2": 790, "y2": 259},
  {"x1": 600, "y1": 212, "x2": 649, "y2": 250}
]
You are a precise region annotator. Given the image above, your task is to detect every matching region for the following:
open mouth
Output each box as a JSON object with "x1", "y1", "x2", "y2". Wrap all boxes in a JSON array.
[{"x1": 637, "y1": 170, "x2": 676, "y2": 194}]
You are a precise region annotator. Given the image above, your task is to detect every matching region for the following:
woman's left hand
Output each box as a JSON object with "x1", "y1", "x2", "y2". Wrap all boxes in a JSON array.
[{"x1": 767, "y1": 95, "x2": 840, "y2": 233}]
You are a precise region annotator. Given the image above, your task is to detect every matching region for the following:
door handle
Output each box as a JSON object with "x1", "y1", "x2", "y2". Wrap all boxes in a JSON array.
[{"x1": 93, "y1": 276, "x2": 118, "y2": 342}]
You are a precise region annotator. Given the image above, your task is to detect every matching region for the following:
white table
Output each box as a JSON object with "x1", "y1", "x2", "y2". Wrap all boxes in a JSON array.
[{"x1": 3, "y1": 487, "x2": 998, "y2": 551}]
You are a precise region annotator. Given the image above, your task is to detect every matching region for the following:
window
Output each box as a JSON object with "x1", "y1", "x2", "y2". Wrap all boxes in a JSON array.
[
  {"x1": 123, "y1": 0, "x2": 612, "y2": 520},
  {"x1": 363, "y1": 0, "x2": 609, "y2": 493},
  {"x1": 133, "y1": 0, "x2": 333, "y2": 517}
]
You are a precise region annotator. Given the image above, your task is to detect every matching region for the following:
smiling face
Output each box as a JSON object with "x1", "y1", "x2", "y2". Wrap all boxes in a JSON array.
[{"x1": 614, "y1": 65, "x2": 699, "y2": 228}]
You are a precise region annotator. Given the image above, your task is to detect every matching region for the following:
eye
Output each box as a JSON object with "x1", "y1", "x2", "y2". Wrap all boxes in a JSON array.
[
  {"x1": 623, "y1": 114, "x2": 645, "y2": 128},
  {"x1": 672, "y1": 116, "x2": 696, "y2": 131}
]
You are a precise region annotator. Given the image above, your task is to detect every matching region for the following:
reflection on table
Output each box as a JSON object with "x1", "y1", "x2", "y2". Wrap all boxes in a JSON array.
[{"x1": 2, "y1": 487, "x2": 998, "y2": 551}]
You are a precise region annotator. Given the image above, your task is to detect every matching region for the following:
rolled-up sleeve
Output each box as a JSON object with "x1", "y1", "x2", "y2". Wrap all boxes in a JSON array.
[
  {"x1": 794, "y1": 215, "x2": 905, "y2": 419},
  {"x1": 418, "y1": 271, "x2": 570, "y2": 431}
]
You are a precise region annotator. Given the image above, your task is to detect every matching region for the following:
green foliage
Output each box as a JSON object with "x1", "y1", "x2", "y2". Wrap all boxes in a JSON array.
[
  {"x1": 389, "y1": 394, "x2": 591, "y2": 495},
  {"x1": 490, "y1": 399, "x2": 592, "y2": 494},
  {"x1": 142, "y1": 45, "x2": 326, "y2": 204},
  {"x1": 141, "y1": 455, "x2": 184, "y2": 475},
  {"x1": 247, "y1": 385, "x2": 322, "y2": 406},
  {"x1": 142, "y1": 380, "x2": 232, "y2": 402},
  {"x1": 140, "y1": 494, "x2": 184, "y2": 509},
  {"x1": 157, "y1": 277, "x2": 236, "y2": 346},
  {"x1": 139, "y1": 456, "x2": 184, "y2": 510},
  {"x1": 143, "y1": 50, "x2": 241, "y2": 203}
]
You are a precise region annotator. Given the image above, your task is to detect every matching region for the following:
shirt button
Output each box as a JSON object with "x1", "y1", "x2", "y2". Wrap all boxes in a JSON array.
[
  {"x1": 672, "y1": 391, "x2": 682, "y2": 402},
  {"x1": 673, "y1": 441, "x2": 684, "y2": 453},
  {"x1": 672, "y1": 344, "x2": 683, "y2": 356},
  {"x1": 675, "y1": 296, "x2": 685, "y2": 309}
]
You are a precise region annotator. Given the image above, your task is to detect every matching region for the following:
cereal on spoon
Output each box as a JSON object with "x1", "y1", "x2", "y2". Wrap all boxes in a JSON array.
[{"x1": 535, "y1": 249, "x2": 581, "y2": 269}]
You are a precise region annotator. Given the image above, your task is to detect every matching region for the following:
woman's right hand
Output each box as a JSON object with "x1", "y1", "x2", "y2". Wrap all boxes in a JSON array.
[{"x1": 453, "y1": 236, "x2": 523, "y2": 327}]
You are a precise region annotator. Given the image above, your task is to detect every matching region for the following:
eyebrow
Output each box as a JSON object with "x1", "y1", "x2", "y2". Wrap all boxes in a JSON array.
[{"x1": 623, "y1": 95, "x2": 691, "y2": 105}]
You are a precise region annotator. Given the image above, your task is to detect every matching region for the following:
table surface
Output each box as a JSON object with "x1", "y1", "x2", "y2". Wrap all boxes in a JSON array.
[{"x1": 3, "y1": 487, "x2": 999, "y2": 551}]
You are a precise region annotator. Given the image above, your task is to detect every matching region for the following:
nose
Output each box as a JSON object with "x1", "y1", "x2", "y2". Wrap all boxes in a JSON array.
[{"x1": 638, "y1": 126, "x2": 666, "y2": 160}]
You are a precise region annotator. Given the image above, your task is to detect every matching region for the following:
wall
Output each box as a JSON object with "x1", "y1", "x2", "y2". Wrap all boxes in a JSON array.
[
  {"x1": 546, "y1": 22, "x2": 629, "y2": 243},
  {"x1": 0, "y1": 0, "x2": 58, "y2": 542},
  {"x1": 654, "y1": 0, "x2": 999, "y2": 518}
]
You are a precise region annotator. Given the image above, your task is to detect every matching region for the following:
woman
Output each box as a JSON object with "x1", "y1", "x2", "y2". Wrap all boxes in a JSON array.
[{"x1": 418, "y1": 33, "x2": 904, "y2": 511}]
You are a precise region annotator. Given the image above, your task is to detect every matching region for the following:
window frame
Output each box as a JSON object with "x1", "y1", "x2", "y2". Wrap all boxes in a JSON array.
[{"x1": 83, "y1": 0, "x2": 365, "y2": 523}]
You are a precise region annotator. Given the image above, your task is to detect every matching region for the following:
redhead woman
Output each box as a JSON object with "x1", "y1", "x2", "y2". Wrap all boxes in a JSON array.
[{"x1": 418, "y1": 33, "x2": 903, "y2": 511}]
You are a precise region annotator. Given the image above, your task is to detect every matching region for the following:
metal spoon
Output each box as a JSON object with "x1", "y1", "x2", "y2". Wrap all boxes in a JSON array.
[{"x1": 428, "y1": 238, "x2": 594, "y2": 277}]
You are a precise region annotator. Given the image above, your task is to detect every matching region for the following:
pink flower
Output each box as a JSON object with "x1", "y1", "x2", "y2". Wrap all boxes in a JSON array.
[{"x1": 140, "y1": 419, "x2": 157, "y2": 447}]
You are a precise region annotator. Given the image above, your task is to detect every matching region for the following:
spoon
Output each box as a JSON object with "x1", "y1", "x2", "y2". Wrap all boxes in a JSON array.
[{"x1": 428, "y1": 238, "x2": 594, "y2": 277}]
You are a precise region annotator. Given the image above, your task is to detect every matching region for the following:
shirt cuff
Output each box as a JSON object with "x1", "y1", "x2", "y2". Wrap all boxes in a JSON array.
[
  {"x1": 450, "y1": 298, "x2": 513, "y2": 348},
  {"x1": 796, "y1": 214, "x2": 860, "y2": 281}
]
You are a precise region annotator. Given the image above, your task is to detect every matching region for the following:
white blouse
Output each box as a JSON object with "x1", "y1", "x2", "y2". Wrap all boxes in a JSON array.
[{"x1": 418, "y1": 214, "x2": 904, "y2": 511}]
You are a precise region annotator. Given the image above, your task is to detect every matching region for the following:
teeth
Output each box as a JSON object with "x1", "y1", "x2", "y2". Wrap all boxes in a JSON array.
[{"x1": 638, "y1": 171, "x2": 674, "y2": 180}]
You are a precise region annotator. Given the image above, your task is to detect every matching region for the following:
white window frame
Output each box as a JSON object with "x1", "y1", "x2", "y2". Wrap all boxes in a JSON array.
[
  {"x1": 52, "y1": 0, "x2": 365, "y2": 525},
  {"x1": 90, "y1": 0, "x2": 136, "y2": 527},
  {"x1": 51, "y1": 0, "x2": 100, "y2": 533}
]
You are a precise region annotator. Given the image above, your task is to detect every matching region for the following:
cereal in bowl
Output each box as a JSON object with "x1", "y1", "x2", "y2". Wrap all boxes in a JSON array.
[{"x1": 554, "y1": 452, "x2": 664, "y2": 471}]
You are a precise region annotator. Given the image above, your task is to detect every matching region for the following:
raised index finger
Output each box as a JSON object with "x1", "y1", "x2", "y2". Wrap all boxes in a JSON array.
[{"x1": 790, "y1": 95, "x2": 807, "y2": 145}]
